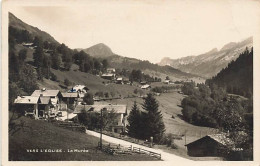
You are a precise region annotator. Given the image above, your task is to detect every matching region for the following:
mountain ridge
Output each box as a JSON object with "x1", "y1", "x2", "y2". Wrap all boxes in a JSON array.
[
  {"x1": 158, "y1": 37, "x2": 253, "y2": 78},
  {"x1": 9, "y1": 12, "x2": 59, "y2": 44},
  {"x1": 81, "y1": 43, "x2": 114, "y2": 58},
  {"x1": 9, "y1": 13, "x2": 199, "y2": 82}
]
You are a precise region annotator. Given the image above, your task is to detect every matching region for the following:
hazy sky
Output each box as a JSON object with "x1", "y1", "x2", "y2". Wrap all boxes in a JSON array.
[{"x1": 9, "y1": 0, "x2": 260, "y2": 63}]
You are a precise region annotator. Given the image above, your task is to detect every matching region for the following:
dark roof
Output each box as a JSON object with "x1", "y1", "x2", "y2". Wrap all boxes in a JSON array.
[
  {"x1": 31, "y1": 89, "x2": 60, "y2": 97},
  {"x1": 185, "y1": 133, "x2": 233, "y2": 147},
  {"x1": 74, "y1": 105, "x2": 127, "y2": 114}
]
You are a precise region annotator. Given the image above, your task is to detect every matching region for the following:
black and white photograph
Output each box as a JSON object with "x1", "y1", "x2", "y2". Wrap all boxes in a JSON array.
[{"x1": 1, "y1": 0, "x2": 260, "y2": 165}]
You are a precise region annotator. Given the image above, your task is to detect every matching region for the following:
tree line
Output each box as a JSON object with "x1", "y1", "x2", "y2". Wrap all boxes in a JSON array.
[{"x1": 116, "y1": 68, "x2": 161, "y2": 83}]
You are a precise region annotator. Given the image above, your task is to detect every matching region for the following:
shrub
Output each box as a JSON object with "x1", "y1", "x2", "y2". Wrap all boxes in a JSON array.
[
  {"x1": 64, "y1": 78, "x2": 71, "y2": 87},
  {"x1": 50, "y1": 72, "x2": 57, "y2": 81},
  {"x1": 83, "y1": 93, "x2": 94, "y2": 105},
  {"x1": 170, "y1": 143, "x2": 178, "y2": 149}
]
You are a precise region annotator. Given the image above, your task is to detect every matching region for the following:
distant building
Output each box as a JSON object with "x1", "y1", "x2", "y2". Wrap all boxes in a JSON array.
[
  {"x1": 116, "y1": 77, "x2": 123, "y2": 84},
  {"x1": 22, "y1": 42, "x2": 37, "y2": 49},
  {"x1": 185, "y1": 134, "x2": 234, "y2": 157},
  {"x1": 141, "y1": 84, "x2": 151, "y2": 89},
  {"x1": 101, "y1": 73, "x2": 116, "y2": 80},
  {"x1": 74, "y1": 104, "x2": 127, "y2": 133},
  {"x1": 140, "y1": 81, "x2": 147, "y2": 85},
  {"x1": 67, "y1": 85, "x2": 89, "y2": 98},
  {"x1": 107, "y1": 68, "x2": 116, "y2": 74},
  {"x1": 68, "y1": 85, "x2": 89, "y2": 93},
  {"x1": 163, "y1": 80, "x2": 170, "y2": 84},
  {"x1": 22, "y1": 42, "x2": 33, "y2": 47},
  {"x1": 123, "y1": 78, "x2": 131, "y2": 85}
]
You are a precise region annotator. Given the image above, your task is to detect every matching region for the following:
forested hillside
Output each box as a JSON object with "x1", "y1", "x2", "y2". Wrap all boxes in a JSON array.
[
  {"x1": 8, "y1": 13, "x2": 109, "y2": 108},
  {"x1": 179, "y1": 49, "x2": 253, "y2": 160},
  {"x1": 206, "y1": 48, "x2": 253, "y2": 98},
  {"x1": 108, "y1": 55, "x2": 198, "y2": 78}
]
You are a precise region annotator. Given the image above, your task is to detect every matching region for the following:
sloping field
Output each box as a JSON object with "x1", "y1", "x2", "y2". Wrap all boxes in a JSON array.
[
  {"x1": 9, "y1": 115, "x2": 157, "y2": 161},
  {"x1": 39, "y1": 69, "x2": 144, "y2": 98},
  {"x1": 97, "y1": 92, "x2": 218, "y2": 144}
]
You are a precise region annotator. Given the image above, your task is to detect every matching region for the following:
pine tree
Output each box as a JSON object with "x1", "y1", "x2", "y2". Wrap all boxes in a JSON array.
[
  {"x1": 142, "y1": 93, "x2": 165, "y2": 143},
  {"x1": 127, "y1": 101, "x2": 141, "y2": 138}
]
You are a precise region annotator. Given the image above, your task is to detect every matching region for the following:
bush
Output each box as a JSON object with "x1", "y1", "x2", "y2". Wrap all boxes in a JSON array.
[
  {"x1": 64, "y1": 78, "x2": 71, "y2": 87},
  {"x1": 160, "y1": 133, "x2": 173, "y2": 146},
  {"x1": 104, "y1": 92, "x2": 109, "y2": 98},
  {"x1": 50, "y1": 72, "x2": 57, "y2": 81},
  {"x1": 83, "y1": 93, "x2": 94, "y2": 105},
  {"x1": 170, "y1": 143, "x2": 178, "y2": 149},
  {"x1": 95, "y1": 91, "x2": 104, "y2": 98}
]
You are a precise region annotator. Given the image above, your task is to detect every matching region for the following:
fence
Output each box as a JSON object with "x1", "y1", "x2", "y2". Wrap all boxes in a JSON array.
[
  {"x1": 98, "y1": 142, "x2": 132, "y2": 155},
  {"x1": 98, "y1": 143, "x2": 161, "y2": 159},
  {"x1": 131, "y1": 146, "x2": 161, "y2": 159}
]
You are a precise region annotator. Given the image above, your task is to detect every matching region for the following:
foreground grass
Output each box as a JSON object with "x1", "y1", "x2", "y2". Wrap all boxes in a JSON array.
[{"x1": 9, "y1": 115, "x2": 158, "y2": 161}]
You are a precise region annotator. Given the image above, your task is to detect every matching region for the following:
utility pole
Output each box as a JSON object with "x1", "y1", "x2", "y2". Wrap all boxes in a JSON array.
[
  {"x1": 67, "y1": 97, "x2": 69, "y2": 120},
  {"x1": 100, "y1": 108, "x2": 103, "y2": 149},
  {"x1": 184, "y1": 129, "x2": 187, "y2": 150}
]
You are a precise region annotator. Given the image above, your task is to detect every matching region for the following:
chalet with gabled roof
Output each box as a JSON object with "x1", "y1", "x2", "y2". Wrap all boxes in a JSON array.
[
  {"x1": 185, "y1": 133, "x2": 235, "y2": 157},
  {"x1": 74, "y1": 104, "x2": 127, "y2": 133}
]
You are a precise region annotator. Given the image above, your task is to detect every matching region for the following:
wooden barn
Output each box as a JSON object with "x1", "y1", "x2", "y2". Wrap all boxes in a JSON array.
[{"x1": 185, "y1": 134, "x2": 233, "y2": 157}]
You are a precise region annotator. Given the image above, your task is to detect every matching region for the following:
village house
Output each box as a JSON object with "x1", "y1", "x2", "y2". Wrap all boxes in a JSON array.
[
  {"x1": 106, "y1": 68, "x2": 116, "y2": 74},
  {"x1": 61, "y1": 92, "x2": 79, "y2": 104},
  {"x1": 163, "y1": 80, "x2": 170, "y2": 84},
  {"x1": 74, "y1": 104, "x2": 127, "y2": 133},
  {"x1": 116, "y1": 77, "x2": 123, "y2": 84},
  {"x1": 22, "y1": 42, "x2": 37, "y2": 49},
  {"x1": 101, "y1": 73, "x2": 116, "y2": 80},
  {"x1": 140, "y1": 81, "x2": 147, "y2": 85},
  {"x1": 14, "y1": 96, "x2": 40, "y2": 118},
  {"x1": 141, "y1": 84, "x2": 151, "y2": 90},
  {"x1": 68, "y1": 85, "x2": 89, "y2": 98},
  {"x1": 14, "y1": 96, "x2": 54, "y2": 119},
  {"x1": 185, "y1": 133, "x2": 234, "y2": 157},
  {"x1": 31, "y1": 89, "x2": 62, "y2": 111},
  {"x1": 70, "y1": 85, "x2": 89, "y2": 93},
  {"x1": 123, "y1": 78, "x2": 131, "y2": 85}
]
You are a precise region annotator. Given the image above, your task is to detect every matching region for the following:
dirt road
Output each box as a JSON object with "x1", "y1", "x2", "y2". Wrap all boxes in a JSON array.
[{"x1": 86, "y1": 130, "x2": 191, "y2": 162}]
